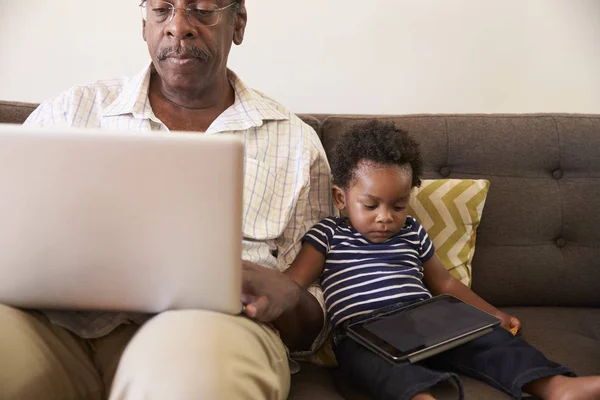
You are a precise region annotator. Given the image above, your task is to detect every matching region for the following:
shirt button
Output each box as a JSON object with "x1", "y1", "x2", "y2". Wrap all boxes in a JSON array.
[{"x1": 556, "y1": 238, "x2": 567, "y2": 248}]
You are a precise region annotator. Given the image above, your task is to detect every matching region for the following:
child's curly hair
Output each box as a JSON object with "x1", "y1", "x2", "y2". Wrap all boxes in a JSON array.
[{"x1": 330, "y1": 119, "x2": 423, "y2": 189}]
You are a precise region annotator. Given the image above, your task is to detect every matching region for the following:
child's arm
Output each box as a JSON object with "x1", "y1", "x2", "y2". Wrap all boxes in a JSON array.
[
  {"x1": 423, "y1": 254, "x2": 522, "y2": 335},
  {"x1": 285, "y1": 242, "x2": 327, "y2": 289}
]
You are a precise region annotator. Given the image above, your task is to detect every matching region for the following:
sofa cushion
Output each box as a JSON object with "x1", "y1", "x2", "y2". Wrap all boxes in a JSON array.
[
  {"x1": 288, "y1": 361, "x2": 345, "y2": 400},
  {"x1": 408, "y1": 179, "x2": 490, "y2": 287},
  {"x1": 447, "y1": 115, "x2": 600, "y2": 307},
  {"x1": 0, "y1": 100, "x2": 37, "y2": 124},
  {"x1": 504, "y1": 307, "x2": 600, "y2": 376},
  {"x1": 335, "y1": 371, "x2": 511, "y2": 400}
]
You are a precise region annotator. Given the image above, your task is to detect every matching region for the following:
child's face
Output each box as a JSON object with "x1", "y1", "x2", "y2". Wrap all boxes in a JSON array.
[{"x1": 334, "y1": 161, "x2": 413, "y2": 243}]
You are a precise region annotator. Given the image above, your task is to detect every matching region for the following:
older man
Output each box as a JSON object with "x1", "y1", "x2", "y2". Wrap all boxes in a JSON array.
[{"x1": 0, "y1": 1, "x2": 334, "y2": 399}]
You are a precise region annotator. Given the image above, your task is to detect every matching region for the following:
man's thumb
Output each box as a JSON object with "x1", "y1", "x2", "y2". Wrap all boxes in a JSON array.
[{"x1": 245, "y1": 296, "x2": 268, "y2": 320}]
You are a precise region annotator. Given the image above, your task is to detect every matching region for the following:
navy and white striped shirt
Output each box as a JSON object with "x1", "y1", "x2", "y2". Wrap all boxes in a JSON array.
[{"x1": 303, "y1": 216, "x2": 435, "y2": 327}]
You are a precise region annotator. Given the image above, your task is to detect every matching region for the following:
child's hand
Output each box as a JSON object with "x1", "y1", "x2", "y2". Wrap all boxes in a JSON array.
[{"x1": 495, "y1": 311, "x2": 522, "y2": 336}]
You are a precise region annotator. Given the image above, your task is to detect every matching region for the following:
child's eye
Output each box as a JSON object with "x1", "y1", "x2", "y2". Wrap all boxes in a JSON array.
[
  {"x1": 363, "y1": 204, "x2": 377, "y2": 210},
  {"x1": 394, "y1": 206, "x2": 406, "y2": 212}
]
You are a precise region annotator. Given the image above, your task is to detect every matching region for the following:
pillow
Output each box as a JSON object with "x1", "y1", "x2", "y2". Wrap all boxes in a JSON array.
[{"x1": 407, "y1": 179, "x2": 490, "y2": 287}]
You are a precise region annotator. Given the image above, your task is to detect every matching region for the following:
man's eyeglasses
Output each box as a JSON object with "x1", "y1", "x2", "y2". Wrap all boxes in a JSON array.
[{"x1": 140, "y1": 1, "x2": 237, "y2": 27}]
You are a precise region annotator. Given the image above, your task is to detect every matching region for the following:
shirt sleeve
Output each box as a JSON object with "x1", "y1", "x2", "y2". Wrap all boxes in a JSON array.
[
  {"x1": 409, "y1": 216, "x2": 436, "y2": 263},
  {"x1": 275, "y1": 126, "x2": 336, "y2": 355},
  {"x1": 301, "y1": 218, "x2": 337, "y2": 256},
  {"x1": 24, "y1": 92, "x2": 70, "y2": 127}
]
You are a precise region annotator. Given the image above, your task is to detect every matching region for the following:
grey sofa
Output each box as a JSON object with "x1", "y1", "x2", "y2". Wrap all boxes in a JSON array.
[{"x1": 1, "y1": 99, "x2": 599, "y2": 399}]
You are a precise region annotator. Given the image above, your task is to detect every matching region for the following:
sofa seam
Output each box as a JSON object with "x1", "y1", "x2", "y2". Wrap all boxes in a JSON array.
[
  {"x1": 422, "y1": 173, "x2": 600, "y2": 179},
  {"x1": 476, "y1": 243, "x2": 599, "y2": 249},
  {"x1": 320, "y1": 114, "x2": 600, "y2": 120},
  {"x1": 444, "y1": 117, "x2": 450, "y2": 173},
  {"x1": 0, "y1": 102, "x2": 38, "y2": 109},
  {"x1": 552, "y1": 116, "x2": 565, "y2": 246}
]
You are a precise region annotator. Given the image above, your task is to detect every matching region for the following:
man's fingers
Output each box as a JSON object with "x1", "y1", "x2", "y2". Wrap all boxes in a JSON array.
[
  {"x1": 240, "y1": 292, "x2": 255, "y2": 305},
  {"x1": 241, "y1": 270, "x2": 259, "y2": 294},
  {"x1": 241, "y1": 278, "x2": 256, "y2": 295},
  {"x1": 241, "y1": 260, "x2": 252, "y2": 271},
  {"x1": 245, "y1": 296, "x2": 269, "y2": 319},
  {"x1": 241, "y1": 260, "x2": 265, "y2": 294},
  {"x1": 242, "y1": 260, "x2": 261, "y2": 273}
]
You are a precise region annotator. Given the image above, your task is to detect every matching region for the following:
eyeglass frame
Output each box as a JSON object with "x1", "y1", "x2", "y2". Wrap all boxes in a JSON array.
[{"x1": 139, "y1": 1, "x2": 238, "y2": 27}]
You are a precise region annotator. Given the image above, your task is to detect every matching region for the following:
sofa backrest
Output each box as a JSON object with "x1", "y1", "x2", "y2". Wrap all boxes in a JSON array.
[
  {"x1": 0, "y1": 100, "x2": 37, "y2": 124},
  {"x1": 306, "y1": 114, "x2": 600, "y2": 308},
  {"x1": 2, "y1": 101, "x2": 599, "y2": 307}
]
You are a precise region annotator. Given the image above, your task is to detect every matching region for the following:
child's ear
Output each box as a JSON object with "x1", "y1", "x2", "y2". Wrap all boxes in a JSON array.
[{"x1": 332, "y1": 185, "x2": 346, "y2": 211}]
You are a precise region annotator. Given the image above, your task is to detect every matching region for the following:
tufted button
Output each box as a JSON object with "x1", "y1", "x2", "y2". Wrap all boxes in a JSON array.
[
  {"x1": 552, "y1": 169, "x2": 563, "y2": 180},
  {"x1": 556, "y1": 238, "x2": 567, "y2": 248},
  {"x1": 439, "y1": 167, "x2": 451, "y2": 177}
]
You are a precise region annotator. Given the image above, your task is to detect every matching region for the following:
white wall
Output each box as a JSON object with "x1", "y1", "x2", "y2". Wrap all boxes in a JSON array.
[{"x1": 1, "y1": 0, "x2": 599, "y2": 114}]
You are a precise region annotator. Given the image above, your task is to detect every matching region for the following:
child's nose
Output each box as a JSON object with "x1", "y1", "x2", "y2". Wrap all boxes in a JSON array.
[{"x1": 376, "y1": 210, "x2": 393, "y2": 223}]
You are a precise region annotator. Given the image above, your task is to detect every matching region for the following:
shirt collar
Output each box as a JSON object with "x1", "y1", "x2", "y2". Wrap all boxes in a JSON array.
[
  {"x1": 101, "y1": 64, "x2": 154, "y2": 120},
  {"x1": 101, "y1": 63, "x2": 289, "y2": 132},
  {"x1": 206, "y1": 69, "x2": 289, "y2": 134}
]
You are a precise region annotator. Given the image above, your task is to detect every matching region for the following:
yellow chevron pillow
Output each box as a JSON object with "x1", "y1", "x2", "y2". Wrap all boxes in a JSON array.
[{"x1": 407, "y1": 179, "x2": 490, "y2": 287}]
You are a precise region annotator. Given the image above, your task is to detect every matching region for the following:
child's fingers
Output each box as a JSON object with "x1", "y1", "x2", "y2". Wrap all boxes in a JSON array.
[{"x1": 509, "y1": 317, "x2": 522, "y2": 336}]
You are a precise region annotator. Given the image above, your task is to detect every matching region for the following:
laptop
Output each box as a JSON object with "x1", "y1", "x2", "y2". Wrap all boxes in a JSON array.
[
  {"x1": 0, "y1": 123, "x2": 244, "y2": 315},
  {"x1": 346, "y1": 294, "x2": 501, "y2": 363}
]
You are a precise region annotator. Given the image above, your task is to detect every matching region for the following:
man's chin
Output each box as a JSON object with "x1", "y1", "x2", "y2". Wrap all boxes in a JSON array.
[{"x1": 156, "y1": 64, "x2": 208, "y2": 88}]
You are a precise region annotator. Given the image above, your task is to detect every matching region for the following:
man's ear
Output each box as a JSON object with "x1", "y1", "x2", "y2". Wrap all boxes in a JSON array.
[
  {"x1": 332, "y1": 185, "x2": 347, "y2": 211},
  {"x1": 233, "y1": 0, "x2": 247, "y2": 45},
  {"x1": 142, "y1": 20, "x2": 147, "y2": 42}
]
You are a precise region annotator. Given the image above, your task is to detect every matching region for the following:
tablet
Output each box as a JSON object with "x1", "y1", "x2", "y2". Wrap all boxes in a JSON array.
[{"x1": 346, "y1": 294, "x2": 501, "y2": 363}]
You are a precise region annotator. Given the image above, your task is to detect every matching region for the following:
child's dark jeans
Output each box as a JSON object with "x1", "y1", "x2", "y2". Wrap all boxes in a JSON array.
[{"x1": 333, "y1": 302, "x2": 574, "y2": 400}]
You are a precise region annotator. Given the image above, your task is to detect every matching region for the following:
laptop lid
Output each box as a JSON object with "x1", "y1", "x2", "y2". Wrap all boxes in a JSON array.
[{"x1": 0, "y1": 124, "x2": 244, "y2": 315}]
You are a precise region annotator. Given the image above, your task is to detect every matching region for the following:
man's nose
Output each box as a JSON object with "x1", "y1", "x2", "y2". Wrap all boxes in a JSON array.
[{"x1": 165, "y1": 9, "x2": 197, "y2": 39}]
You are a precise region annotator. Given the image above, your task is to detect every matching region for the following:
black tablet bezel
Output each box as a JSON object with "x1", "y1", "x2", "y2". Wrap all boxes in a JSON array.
[{"x1": 346, "y1": 294, "x2": 501, "y2": 361}]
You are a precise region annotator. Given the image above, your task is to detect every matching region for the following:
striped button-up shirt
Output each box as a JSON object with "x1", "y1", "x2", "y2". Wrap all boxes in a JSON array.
[{"x1": 25, "y1": 63, "x2": 335, "y2": 353}]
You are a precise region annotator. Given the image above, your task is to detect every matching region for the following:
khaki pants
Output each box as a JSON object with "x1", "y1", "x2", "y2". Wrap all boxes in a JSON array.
[{"x1": 0, "y1": 304, "x2": 290, "y2": 400}]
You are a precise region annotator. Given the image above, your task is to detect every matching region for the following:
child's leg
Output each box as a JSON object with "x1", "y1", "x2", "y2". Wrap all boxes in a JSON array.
[
  {"x1": 411, "y1": 392, "x2": 436, "y2": 400},
  {"x1": 425, "y1": 328, "x2": 575, "y2": 399},
  {"x1": 335, "y1": 336, "x2": 462, "y2": 400},
  {"x1": 524, "y1": 375, "x2": 600, "y2": 400}
]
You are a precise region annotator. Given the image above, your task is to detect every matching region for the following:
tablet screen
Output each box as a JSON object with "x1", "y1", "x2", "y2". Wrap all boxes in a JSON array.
[{"x1": 348, "y1": 295, "x2": 501, "y2": 359}]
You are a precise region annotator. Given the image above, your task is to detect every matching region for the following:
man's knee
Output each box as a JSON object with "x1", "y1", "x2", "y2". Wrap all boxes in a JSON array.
[{"x1": 110, "y1": 310, "x2": 290, "y2": 400}]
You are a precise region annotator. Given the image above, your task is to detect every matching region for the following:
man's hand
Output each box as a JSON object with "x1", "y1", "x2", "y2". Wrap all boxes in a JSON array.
[
  {"x1": 241, "y1": 260, "x2": 302, "y2": 323},
  {"x1": 496, "y1": 311, "x2": 522, "y2": 336}
]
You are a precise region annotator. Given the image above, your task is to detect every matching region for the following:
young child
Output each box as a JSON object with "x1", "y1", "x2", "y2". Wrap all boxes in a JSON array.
[{"x1": 286, "y1": 120, "x2": 600, "y2": 400}]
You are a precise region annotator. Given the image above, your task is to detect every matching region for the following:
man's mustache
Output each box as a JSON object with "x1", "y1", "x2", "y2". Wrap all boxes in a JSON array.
[{"x1": 157, "y1": 45, "x2": 210, "y2": 62}]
